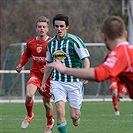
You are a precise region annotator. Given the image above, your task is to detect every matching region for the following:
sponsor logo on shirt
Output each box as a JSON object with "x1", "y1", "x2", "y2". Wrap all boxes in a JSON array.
[
  {"x1": 104, "y1": 52, "x2": 118, "y2": 68},
  {"x1": 52, "y1": 50, "x2": 67, "y2": 61},
  {"x1": 32, "y1": 56, "x2": 46, "y2": 62}
]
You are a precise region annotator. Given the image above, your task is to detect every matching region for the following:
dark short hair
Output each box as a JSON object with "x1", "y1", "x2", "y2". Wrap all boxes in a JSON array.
[
  {"x1": 101, "y1": 16, "x2": 126, "y2": 40},
  {"x1": 53, "y1": 14, "x2": 69, "y2": 27}
]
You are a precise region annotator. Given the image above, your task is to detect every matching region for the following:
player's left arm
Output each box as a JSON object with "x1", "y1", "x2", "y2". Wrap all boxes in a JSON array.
[
  {"x1": 82, "y1": 57, "x2": 90, "y2": 84},
  {"x1": 41, "y1": 61, "x2": 53, "y2": 92}
]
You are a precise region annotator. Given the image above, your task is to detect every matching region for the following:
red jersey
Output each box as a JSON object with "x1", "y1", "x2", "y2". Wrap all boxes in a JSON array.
[
  {"x1": 94, "y1": 42, "x2": 133, "y2": 99},
  {"x1": 19, "y1": 36, "x2": 51, "y2": 74}
]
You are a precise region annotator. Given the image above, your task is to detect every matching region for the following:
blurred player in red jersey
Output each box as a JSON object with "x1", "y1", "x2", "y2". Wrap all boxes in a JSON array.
[
  {"x1": 44, "y1": 15, "x2": 133, "y2": 100},
  {"x1": 16, "y1": 16, "x2": 54, "y2": 133},
  {"x1": 110, "y1": 77, "x2": 127, "y2": 116}
]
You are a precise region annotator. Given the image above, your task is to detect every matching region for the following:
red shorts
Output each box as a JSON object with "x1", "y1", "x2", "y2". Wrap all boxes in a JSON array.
[
  {"x1": 110, "y1": 81, "x2": 127, "y2": 95},
  {"x1": 27, "y1": 72, "x2": 52, "y2": 98}
]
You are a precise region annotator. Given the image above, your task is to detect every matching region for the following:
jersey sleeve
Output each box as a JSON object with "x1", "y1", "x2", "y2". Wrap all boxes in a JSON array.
[
  {"x1": 19, "y1": 42, "x2": 32, "y2": 67},
  {"x1": 73, "y1": 36, "x2": 90, "y2": 60},
  {"x1": 94, "y1": 47, "x2": 128, "y2": 81}
]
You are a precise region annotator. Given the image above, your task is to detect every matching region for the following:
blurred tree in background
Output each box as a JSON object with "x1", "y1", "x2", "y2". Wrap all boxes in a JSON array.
[{"x1": 0, "y1": 0, "x2": 128, "y2": 63}]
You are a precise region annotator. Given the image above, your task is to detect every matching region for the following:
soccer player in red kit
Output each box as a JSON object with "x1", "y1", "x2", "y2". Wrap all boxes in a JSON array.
[
  {"x1": 16, "y1": 16, "x2": 54, "y2": 133},
  {"x1": 44, "y1": 16, "x2": 133, "y2": 100},
  {"x1": 110, "y1": 77, "x2": 127, "y2": 116}
]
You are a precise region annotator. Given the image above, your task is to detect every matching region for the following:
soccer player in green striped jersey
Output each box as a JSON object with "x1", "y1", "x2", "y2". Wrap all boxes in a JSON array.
[{"x1": 41, "y1": 14, "x2": 90, "y2": 133}]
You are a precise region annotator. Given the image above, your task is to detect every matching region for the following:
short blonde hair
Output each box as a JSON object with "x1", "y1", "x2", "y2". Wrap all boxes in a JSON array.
[{"x1": 35, "y1": 16, "x2": 49, "y2": 27}]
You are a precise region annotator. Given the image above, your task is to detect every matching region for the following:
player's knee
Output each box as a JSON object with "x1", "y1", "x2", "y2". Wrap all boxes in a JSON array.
[
  {"x1": 42, "y1": 97, "x2": 51, "y2": 107},
  {"x1": 57, "y1": 106, "x2": 63, "y2": 113},
  {"x1": 118, "y1": 93, "x2": 124, "y2": 98},
  {"x1": 26, "y1": 95, "x2": 33, "y2": 103},
  {"x1": 112, "y1": 91, "x2": 118, "y2": 97}
]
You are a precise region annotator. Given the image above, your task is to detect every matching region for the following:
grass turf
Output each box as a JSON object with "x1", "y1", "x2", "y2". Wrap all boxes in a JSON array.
[{"x1": 0, "y1": 101, "x2": 133, "y2": 133}]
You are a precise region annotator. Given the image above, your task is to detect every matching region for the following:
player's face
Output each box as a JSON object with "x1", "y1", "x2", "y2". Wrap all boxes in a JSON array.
[
  {"x1": 54, "y1": 20, "x2": 69, "y2": 40},
  {"x1": 36, "y1": 22, "x2": 49, "y2": 37}
]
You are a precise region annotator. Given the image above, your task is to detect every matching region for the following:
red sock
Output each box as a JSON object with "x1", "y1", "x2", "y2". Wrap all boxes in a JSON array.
[
  {"x1": 112, "y1": 96, "x2": 119, "y2": 112},
  {"x1": 25, "y1": 100, "x2": 34, "y2": 117},
  {"x1": 46, "y1": 114, "x2": 53, "y2": 125}
]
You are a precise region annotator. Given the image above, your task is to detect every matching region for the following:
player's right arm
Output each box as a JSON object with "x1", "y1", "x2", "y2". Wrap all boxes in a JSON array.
[
  {"x1": 16, "y1": 64, "x2": 23, "y2": 73},
  {"x1": 41, "y1": 42, "x2": 53, "y2": 92},
  {"x1": 16, "y1": 42, "x2": 32, "y2": 73}
]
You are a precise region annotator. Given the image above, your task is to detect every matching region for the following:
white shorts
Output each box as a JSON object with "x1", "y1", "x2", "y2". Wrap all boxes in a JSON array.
[{"x1": 50, "y1": 81, "x2": 84, "y2": 109}]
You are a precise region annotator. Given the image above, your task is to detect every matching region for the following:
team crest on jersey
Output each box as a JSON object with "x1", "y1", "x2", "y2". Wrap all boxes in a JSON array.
[
  {"x1": 37, "y1": 46, "x2": 42, "y2": 53},
  {"x1": 53, "y1": 50, "x2": 67, "y2": 61}
]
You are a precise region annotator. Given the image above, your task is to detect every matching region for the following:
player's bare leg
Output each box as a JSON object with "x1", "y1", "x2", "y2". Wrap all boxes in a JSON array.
[
  {"x1": 21, "y1": 84, "x2": 36, "y2": 129},
  {"x1": 112, "y1": 89, "x2": 120, "y2": 116},
  {"x1": 56, "y1": 101, "x2": 67, "y2": 133},
  {"x1": 43, "y1": 96, "x2": 54, "y2": 133},
  {"x1": 70, "y1": 107, "x2": 81, "y2": 126}
]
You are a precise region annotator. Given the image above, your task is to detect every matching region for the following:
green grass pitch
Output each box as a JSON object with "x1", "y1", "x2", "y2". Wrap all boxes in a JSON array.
[{"x1": 0, "y1": 101, "x2": 133, "y2": 133}]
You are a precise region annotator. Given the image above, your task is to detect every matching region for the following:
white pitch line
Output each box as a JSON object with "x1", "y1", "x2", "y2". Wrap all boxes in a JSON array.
[{"x1": 0, "y1": 98, "x2": 132, "y2": 103}]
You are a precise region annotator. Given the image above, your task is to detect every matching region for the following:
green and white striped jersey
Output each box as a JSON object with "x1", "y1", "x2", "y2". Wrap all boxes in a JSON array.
[{"x1": 46, "y1": 33, "x2": 90, "y2": 82}]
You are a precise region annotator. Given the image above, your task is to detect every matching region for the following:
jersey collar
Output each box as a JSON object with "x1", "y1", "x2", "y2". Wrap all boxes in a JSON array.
[{"x1": 116, "y1": 41, "x2": 129, "y2": 48}]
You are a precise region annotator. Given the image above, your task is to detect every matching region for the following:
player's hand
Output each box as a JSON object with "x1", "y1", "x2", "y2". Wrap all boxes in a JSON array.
[
  {"x1": 16, "y1": 64, "x2": 22, "y2": 73},
  {"x1": 40, "y1": 83, "x2": 46, "y2": 93},
  {"x1": 45, "y1": 61, "x2": 66, "y2": 73},
  {"x1": 82, "y1": 79, "x2": 88, "y2": 84}
]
